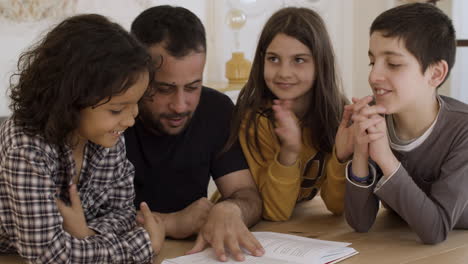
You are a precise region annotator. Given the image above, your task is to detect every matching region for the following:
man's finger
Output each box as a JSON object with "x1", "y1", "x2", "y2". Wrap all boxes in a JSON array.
[
  {"x1": 239, "y1": 232, "x2": 264, "y2": 257},
  {"x1": 225, "y1": 235, "x2": 244, "y2": 261},
  {"x1": 199, "y1": 198, "x2": 214, "y2": 210},
  {"x1": 212, "y1": 234, "x2": 227, "y2": 262},
  {"x1": 186, "y1": 233, "x2": 208, "y2": 255}
]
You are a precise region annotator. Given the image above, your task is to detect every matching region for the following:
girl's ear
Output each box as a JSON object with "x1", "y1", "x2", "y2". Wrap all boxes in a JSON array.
[{"x1": 428, "y1": 60, "x2": 448, "y2": 88}]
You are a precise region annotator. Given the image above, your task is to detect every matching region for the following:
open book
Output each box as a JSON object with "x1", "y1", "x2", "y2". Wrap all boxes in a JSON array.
[{"x1": 162, "y1": 232, "x2": 358, "y2": 264}]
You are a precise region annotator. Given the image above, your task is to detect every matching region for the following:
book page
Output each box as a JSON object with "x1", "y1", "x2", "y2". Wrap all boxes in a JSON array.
[
  {"x1": 161, "y1": 249, "x2": 301, "y2": 264},
  {"x1": 322, "y1": 247, "x2": 358, "y2": 264},
  {"x1": 161, "y1": 232, "x2": 356, "y2": 264},
  {"x1": 254, "y1": 232, "x2": 352, "y2": 263}
]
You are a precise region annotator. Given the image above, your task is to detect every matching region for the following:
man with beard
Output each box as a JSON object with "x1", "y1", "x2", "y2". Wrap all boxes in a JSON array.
[{"x1": 124, "y1": 5, "x2": 264, "y2": 262}]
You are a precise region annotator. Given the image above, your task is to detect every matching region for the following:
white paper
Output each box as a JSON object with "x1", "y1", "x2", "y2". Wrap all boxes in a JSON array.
[{"x1": 161, "y1": 232, "x2": 357, "y2": 264}]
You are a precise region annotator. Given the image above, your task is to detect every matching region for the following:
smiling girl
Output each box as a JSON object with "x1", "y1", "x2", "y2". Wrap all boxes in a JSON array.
[
  {"x1": 0, "y1": 14, "x2": 164, "y2": 263},
  {"x1": 224, "y1": 7, "x2": 353, "y2": 221}
]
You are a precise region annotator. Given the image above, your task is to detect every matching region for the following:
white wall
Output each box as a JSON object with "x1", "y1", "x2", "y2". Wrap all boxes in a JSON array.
[
  {"x1": 352, "y1": 0, "x2": 457, "y2": 99},
  {"x1": 0, "y1": 0, "x2": 353, "y2": 116},
  {"x1": 451, "y1": 0, "x2": 468, "y2": 103},
  {"x1": 1, "y1": 0, "x2": 465, "y2": 117},
  {"x1": 205, "y1": 0, "x2": 353, "y2": 97},
  {"x1": 0, "y1": 0, "x2": 206, "y2": 117},
  {"x1": 352, "y1": 0, "x2": 393, "y2": 99},
  {"x1": 0, "y1": 21, "x2": 45, "y2": 116},
  {"x1": 436, "y1": 0, "x2": 453, "y2": 97}
]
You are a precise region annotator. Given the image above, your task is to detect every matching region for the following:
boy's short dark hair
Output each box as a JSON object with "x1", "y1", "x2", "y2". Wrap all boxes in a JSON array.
[
  {"x1": 131, "y1": 5, "x2": 206, "y2": 57},
  {"x1": 370, "y1": 3, "x2": 456, "y2": 86},
  {"x1": 9, "y1": 14, "x2": 154, "y2": 146}
]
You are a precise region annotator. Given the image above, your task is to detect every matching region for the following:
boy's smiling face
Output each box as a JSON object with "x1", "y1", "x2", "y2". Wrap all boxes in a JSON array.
[{"x1": 368, "y1": 31, "x2": 435, "y2": 114}]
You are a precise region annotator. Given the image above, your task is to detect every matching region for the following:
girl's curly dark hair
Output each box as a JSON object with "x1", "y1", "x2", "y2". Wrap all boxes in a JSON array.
[{"x1": 9, "y1": 14, "x2": 155, "y2": 146}]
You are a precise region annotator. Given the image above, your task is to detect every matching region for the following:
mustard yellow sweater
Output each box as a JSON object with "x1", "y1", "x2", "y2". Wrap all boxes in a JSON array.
[{"x1": 240, "y1": 113, "x2": 347, "y2": 221}]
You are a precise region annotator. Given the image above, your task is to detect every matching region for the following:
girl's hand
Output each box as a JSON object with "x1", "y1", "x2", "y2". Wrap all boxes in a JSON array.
[
  {"x1": 138, "y1": 202, "x2": 165, "y2": 254},
  {"x1": 56, "y1": 184, "x2": 96, "y2": 239},
  {"x1": 335, "y1": 96, "x2": 374, "y2": 163},
  {"x1": 335, "y1": 104, "x2": 354, "y2": 163},
  {"x1": 272, "y1": 99, "x2": 302, "y2": 166}
]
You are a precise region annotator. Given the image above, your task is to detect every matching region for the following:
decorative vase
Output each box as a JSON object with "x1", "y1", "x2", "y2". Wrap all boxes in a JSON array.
[{"x1": 225, "y1": 52, "x2": 251, "y2": 84}]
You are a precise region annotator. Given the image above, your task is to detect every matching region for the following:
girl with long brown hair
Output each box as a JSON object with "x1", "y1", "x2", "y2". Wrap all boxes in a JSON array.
[{"x1": 224, "y1": 7, "x2": 353, "y2": 221}]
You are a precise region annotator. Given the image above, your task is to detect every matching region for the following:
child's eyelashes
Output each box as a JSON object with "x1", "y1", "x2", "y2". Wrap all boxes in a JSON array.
[
  {"x1": 266, "y1": 56, "x2": 279, "y2": 63},
  {"x1": 156, "y1": 87, "x2": 172, "y2": 94},
  {"x1": 294, "y1": 57, "x2": 306, "y2": 63},
  {"x1": 110, "y1": 110, "x2": 123, "y2": 115},
  {"x1": 185, "y1": 86, "x2": 201, "y2": 92},
  {"x1": 266, "y1": 56, "x2": 307, "y2": 64},
  {"x1": 367, "y1": 61, "x2": 401, "y2": 69},
  {"x1": 388, "y1": 63, "x2": 401, "y2": 68},
  {"x1": 154, "y1": 85, "x2": 200, "y2": 94}
]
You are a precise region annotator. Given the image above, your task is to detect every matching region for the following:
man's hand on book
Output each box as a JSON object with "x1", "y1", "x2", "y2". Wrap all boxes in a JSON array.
[
  {"x1": 166, "y1": 197, "x2": 214, "y2": 239},
  {"x1": 186, "y1": 201, "x2": 265, "y2": 262}
]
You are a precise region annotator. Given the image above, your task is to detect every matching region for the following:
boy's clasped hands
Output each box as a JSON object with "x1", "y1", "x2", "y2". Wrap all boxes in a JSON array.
[{"x1": 347, "y1": 96, "x2": 399, "y2": 177}]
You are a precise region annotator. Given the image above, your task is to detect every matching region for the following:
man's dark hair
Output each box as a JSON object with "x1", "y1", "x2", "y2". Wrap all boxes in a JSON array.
[
  {"x1": 370, "y1": 3, "x2": 456, "y2": 87},
  {"x1": 131, "y1": 5, "x2": 206, "y2": 57},
  {"x1": 8, "y1": 14, "x2": 154, "y2": 146}
]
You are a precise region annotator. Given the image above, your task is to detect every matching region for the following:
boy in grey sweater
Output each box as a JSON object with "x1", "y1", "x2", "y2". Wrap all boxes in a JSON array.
[{"x1": 345, "y1": 3, "x2": 468, "y2": 244}]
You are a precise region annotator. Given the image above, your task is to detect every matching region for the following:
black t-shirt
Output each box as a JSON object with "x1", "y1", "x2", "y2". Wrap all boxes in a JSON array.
[{"x1": 125, "y1": 87, "x2": 248, "y2": 213}]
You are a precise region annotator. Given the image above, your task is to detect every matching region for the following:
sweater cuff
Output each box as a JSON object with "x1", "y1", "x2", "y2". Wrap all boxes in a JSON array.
[
  {"x1": 332, "y1": 145, "x2": 350, "y2": 165},
  {"x1": 327, "y1": 146, "x2": 348, "y2": 180},
  {"x1": 375, "y1": 162, "x2": 401, "y2": 191},
  {"x1": 346, "y1": 161, "x2": 377, "y2": 188},
  {"x1": 348, "y1": 164, "x2": 371, "y2": 183},
  {"x1": 268, "y1": 151, "x2": 301, "y2": 185}
]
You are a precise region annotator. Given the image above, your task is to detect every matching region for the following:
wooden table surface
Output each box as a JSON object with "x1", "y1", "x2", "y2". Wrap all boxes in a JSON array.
[
  {"x1": 2, "y1": 197, "x2": 468, "y2": 264},
  {"x1": 155, "y1": 197, "x2": 468, "y2": 264}
]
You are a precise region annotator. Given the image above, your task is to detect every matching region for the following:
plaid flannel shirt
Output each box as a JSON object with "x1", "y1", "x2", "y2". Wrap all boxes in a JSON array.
[{"x1": 0, "y1": 118, "x2": 154, "y2": 263}]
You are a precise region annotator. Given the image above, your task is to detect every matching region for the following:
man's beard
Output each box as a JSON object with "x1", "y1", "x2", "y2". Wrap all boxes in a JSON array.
[{"x1": 138, "y1": 105, "x2": 192, "y2": 136}]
